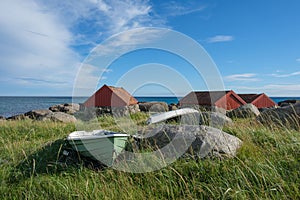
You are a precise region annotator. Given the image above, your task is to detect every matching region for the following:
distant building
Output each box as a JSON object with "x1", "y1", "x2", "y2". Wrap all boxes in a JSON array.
[
  {"x1": 84, "y1": 84, "x2": 138, "y2": 107},
  {"x1": 238, "y1": 93, "x2": 276, "y2": 108},
  {"x1": 179, "y1": 90, "x2": 246, "y2": 110}
]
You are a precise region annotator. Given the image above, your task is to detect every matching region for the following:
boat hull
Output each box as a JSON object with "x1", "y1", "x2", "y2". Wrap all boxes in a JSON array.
[{"x1": 67, "y1": 130, "x2": 129, "y2": 166}]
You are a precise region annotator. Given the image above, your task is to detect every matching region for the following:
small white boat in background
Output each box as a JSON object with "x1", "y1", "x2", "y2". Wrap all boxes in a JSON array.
[
  {"x1": 67, "y1": 130, "x2": 129, "y2": 166},
  {"x1": 146, "y1": 108, "x2": 199, "y2": 124}
]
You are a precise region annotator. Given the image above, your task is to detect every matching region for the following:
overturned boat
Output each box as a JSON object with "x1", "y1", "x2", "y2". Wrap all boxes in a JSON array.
[
  {"x1": 146, "y1": 108, "x2": 199, "y2": 124},
  {"x1": 67, "y1": 130, "x2": 129, "y2": 166}
]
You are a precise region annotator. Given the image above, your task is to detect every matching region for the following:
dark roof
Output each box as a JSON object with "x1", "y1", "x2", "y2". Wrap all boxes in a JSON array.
[
  {"x1": 238, "y1": 94, "x2": 261, "y2": 103},
  {"x1": 180, "y1": 90, "x2": 231, "y2": 105}
]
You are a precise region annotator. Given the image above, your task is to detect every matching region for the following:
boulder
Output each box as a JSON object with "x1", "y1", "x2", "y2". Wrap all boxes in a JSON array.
[
  {"x1": 199, "y1": 112, "x2": 233, "y2": 128},
  {"x1": 257, "y1": 102, "x2": 300, "y2": 128},
  {"x1": 139, "y1": 102, "x2": 168, "y2": 112},
  {"x1": 227, "y1": 104, "x2": 260, "y2": 118},
  {"x1": 136, "y1": 125, "x2": 242, "y2": 159},
  {"x1": 24, "y1": 109, "x2": 52, "y2": 120},
  {"x1": 43, "y1": 112, "x2": 77, "y2": 123},
  {"x1": 49, "y1": 103, "x2": 80, "y2": 114}
]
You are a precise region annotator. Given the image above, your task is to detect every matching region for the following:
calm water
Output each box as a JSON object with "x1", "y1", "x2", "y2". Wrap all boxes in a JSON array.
[{"x1": 0, "y1": 96, "x2": 299, "y2": 118}]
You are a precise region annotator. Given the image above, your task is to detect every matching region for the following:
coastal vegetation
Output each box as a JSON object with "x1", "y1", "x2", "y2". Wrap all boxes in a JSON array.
[{"x1": 0, "y1": 114, "x2": 299, "y2": 199}]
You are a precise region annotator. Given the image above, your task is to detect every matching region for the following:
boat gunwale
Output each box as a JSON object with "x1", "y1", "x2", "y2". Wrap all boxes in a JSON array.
[{"x1": 67, "y1": 133, "x2": 129, "y2": 140}]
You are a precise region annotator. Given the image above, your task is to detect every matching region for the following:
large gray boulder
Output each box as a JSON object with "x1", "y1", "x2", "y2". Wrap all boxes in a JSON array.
[
  {"x1": 136, "y1": 125, "x2": 242, "y2": 159},
  {"x1": 199, "y1": 112, "x2": 233, "y2": 128},
  {"x1": 227, "y1": 104, "x2": 260, "y2": 118},
  {"x1": 49, "y1": 103, "x2": 80, "y2": 114},
  {"x1": 24, "y1": 109, "x2": 52, "y2": 120},
  {"x1": 43, "y1": 112, "x2": 77, "y2": 123},
  {"x1": 139, "y1": 102, "x2": 168, "y2": 112},
  {"x1": 257, "y1": 102, "x2": 300, "y2": 128}
]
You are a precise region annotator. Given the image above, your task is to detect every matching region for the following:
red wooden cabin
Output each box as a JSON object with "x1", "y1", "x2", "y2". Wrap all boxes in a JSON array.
[
  {"x1": 179, "y1": 90, "x2": 246, "y2": 110},
  {"x1": 84, "y1": 85, "x2": 138, "y2": 107},
  {"x1": 238, "y1": 93, "x2": 276, "y2": 108}
]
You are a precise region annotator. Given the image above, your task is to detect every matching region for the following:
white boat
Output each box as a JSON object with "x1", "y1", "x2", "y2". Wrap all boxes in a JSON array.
[
  {"x1": 146, "y1": 108, "x2": 199, "y2": 124},
  {"x1": 67, "y1": 130, "x2": 129, "y2": 166}
]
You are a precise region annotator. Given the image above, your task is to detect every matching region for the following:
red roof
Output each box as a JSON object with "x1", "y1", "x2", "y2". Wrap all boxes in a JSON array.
[
  {"x1": 84, "y1": 85, "x2": 138, "y2": 107},
  {"x1": 238, "y1": 93, "x2": 276, "y2": 108}
]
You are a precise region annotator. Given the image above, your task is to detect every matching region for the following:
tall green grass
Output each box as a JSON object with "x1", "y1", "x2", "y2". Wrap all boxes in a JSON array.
[{"x1": 0, "y1": 114, "x2": 299, "y2": 199}]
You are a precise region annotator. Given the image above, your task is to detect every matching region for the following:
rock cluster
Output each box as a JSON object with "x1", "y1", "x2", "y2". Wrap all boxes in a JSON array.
[
  {"x1": 49, "y1": 103, "x2": 80, "y2": 114},
  {"x1": 278, "y1": 100, "x2": 300, "y2": 107},
  {"x1": 7, "y1": 109, "x2": 77, "y2": 123},
  {"x1": 257, "y1": 102, "x2": 300, "y2": 128},
  {"x1": 6, "y1": 103, "x2": 80, "y2": 123}
]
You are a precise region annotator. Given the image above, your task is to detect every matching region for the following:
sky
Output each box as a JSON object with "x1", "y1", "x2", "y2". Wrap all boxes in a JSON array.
[{"x1": 0, "y1": 0, "x2": 299, "y2": 97}]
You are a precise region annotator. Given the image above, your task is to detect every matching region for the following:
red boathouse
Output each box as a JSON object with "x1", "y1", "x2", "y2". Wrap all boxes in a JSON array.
[
  {"x1": 84, "y1": 85, "x2": 138, "y2": 107},
  {"x1": 179, "y1": 90, "x2": 246, "y2": 110},
  {"x1": 238, "y1": 93, "x2": 276, "y2": 108}
]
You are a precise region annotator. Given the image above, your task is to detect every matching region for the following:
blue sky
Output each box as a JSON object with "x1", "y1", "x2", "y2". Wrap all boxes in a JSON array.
[{"x1": 0, "y1": 0, "x2": 299, "y2": 96}]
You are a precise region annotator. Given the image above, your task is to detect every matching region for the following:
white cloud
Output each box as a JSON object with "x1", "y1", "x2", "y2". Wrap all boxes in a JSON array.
[
  {"x1": 207, "y1": 35, "x2": 234, "y2": 43},
  {"x1": 270, "y1": 71, "x2": 300, "y2": 78},
  {"x1": 0, "y1": 0, "x2": 158, "y2": 95},
  {"x1": 224, "y1": 73, "x2": 259, "y2": 82},
  {"x1": 296, "y1": 58, "x2": 300, "y2": 62}
]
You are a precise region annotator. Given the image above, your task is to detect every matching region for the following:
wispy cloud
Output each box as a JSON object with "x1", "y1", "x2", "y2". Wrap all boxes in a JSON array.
[
  {"x1": 270, "y1": 71, "x2": 300, "y2": 78},
  {"x1": 296, "y1": 58, "x2": 300, "y2": 62},
  {"x1": 224, "y1": 73, "x2": 259, "y2": 82},
  {"x1": 161, "y1": 1, "x2": 207, "y2": 16},
  {"x1": 231, "y1": 84, "x2": 300, "y2": 96},
  {"x1": 15, "y1": 77, "x2": 68, "y2": 85},
  {"x1": 207, "y1": 35, "x2": 234, "y2": 43},
  {"x1": 91, "y1": 28, "x2": 168, "y2": 56}
]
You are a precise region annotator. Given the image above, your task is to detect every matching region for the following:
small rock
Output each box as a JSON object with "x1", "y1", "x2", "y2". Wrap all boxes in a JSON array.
[
  {"x1": 227, "y1": 104, "x2": 260, "y2": 118},
  {"x1": 168, "y1": 104, "x2": 178, "y2": 111}
]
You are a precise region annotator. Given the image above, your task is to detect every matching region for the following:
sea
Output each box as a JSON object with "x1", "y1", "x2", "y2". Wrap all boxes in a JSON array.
[{"x1": 0, "y1": 96, "x2": 299, "y2": 118}]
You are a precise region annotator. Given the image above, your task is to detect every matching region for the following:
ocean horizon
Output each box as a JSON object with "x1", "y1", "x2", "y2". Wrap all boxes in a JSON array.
[{"x1": 0, "y1": 96, "x2": 300, "y2": 118}]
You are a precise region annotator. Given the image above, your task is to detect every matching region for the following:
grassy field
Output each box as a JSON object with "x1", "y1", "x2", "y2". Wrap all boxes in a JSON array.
[{"x1": 0, "y1": 114, "x2": 299, "y2": 199}]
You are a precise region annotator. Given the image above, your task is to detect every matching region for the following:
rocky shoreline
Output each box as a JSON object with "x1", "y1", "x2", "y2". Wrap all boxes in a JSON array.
[{"x1": 0, "y1": 100, "x2": 299, "y2": 127}]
